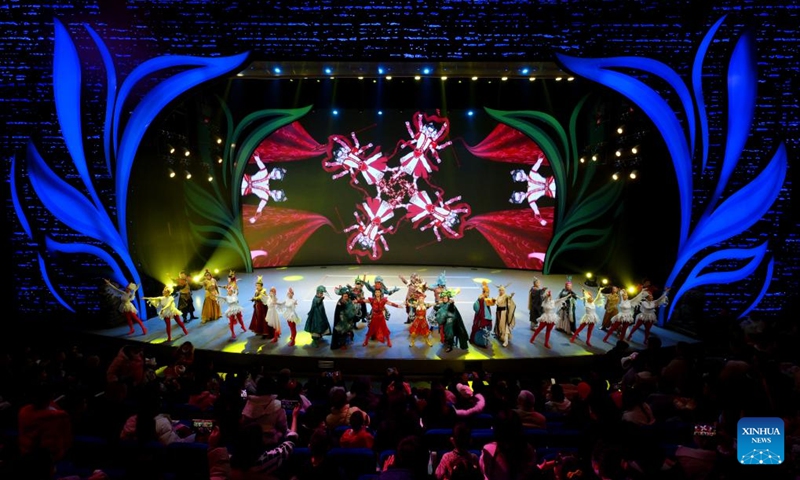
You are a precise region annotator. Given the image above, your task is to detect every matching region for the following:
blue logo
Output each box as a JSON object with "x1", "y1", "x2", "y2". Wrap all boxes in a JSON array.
[{"x1": 737, "y1": 417, "x2": 784, "y2": 465}]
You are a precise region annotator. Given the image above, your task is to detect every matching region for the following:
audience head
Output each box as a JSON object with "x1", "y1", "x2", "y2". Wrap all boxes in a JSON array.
[
  {"x1": 349, "y1": 410, "x2": 365, "y2": 431},
  {"x1": 255, "y1": 376, "x2": 277, "y2": 396},
  {"x1": 517, "y1": 390, "x2": 536, "y2": 411},
  {"x1": 549, "y1": 383, "x2": 565, "y2": 402},
  {"x1": 451, "y1": 421, "x2": 472, "y2": 451}
]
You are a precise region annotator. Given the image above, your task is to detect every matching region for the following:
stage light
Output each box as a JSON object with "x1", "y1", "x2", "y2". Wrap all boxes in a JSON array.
[
  {"x1": 168, "y1": 145, "x2": 175, "y2": 154},
  {"x1": 471, "y1": 76, "x2": 478, "y2": 81},
  {"x1": 567, "y1": 77, "x2": 575, "y2": 81},
  {"x1": 617, "y1": 126, "x2": 624, "y2": 134},
  {"x1": 167, "y1": 168, "x2": 175, "y2": 178},
  {"x1": 422, "y1": 67, "x2": 431, "y2": 75},
  {"x1": 529, "y1": 77, "x2": 536, "y2": 81},
  {"x1": 521, "y1": 67, "x2": 529, "y2": 74},
  {"x1": 601, "y1": 278, "x2": 609, "y2": 285},
  {"x1": 373, "y1": 79, "x2": 377, "y2": 83},
  {"x1": 185, "y1": 171, "x2": 192, "y2": 180},
  {"x1": 378, "y1": 67, "x2": 385, "y2": 75},
  {"x1": 631, "y1": 146, "x2": 638, "y2": 154},
  {"x1": 585, "y1": 272, "x2": 597, "y2": 287},
  {"x1": 580, "y1": 157, "x2": 585, "y2": 163},
  {"x1": 378, "y1": 110, "x2": 383, "y2": 116},
  {"x1": 184, "y1": 149, "x2": 190, "y2": 157},
  {"x1": 386, "y1": 76, "x2": 392, "y2": 80},
  {"x1": 627, "y1": 286, "x2": 637, "y2": 294},
  {"x1": 217, "y1": 156, "x2": 223, "y2": 164},
  {"x1": 216, "y1": 138, "x2": 222, "y2": 144},
  {"x1": 441, "y1": 76, "x2": 447, "y2": 80},
  {"x1": 612, "y1": 173, "x2": 619, "y2": 181},
  {"x1": 586, "y1": 272, "x2": 593, "y2": 278},
  {"x1": 467, "y1": 110, "x2": 474, "y2": 116},
  {"x1": 591, "y1": 154, "x2": 598, "y2": 162},
  {"x1": 332, "y1": 110, "x2": 339, "y2": 116},
  {"x1": 555, "y1": 77, "x2": 563, "y2": 81},
  {"x1": 236, "y1": 72, "x2": 243, "y2": 77},
  {"x1": 629, "y1": 171, "x2": 638, "y2": 180},
  {"x1": 501, "y1": 76, "x2": 508, "y2": 81},
  {"x1": 414, "y1": 75, "x2": 421, "y2": 81},
  {"x1": 273, "y1": 66, "x2": 281, "y2": 74},
  {"x1": 207, "y1": 175, "x2": 213, "y2": 182},
  {"x1": 357, "y1": 76, "x2": 363, "y2": 80},
  {"x1": 324, "y1": 67, "x2": 332, "y2": 74},
  {"x1": 615, "y1": 150, "x2": 622, "y2": 157}
]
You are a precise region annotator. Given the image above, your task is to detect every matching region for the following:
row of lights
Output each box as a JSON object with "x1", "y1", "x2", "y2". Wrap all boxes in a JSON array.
[
  {"x1": 268, "y1": 66, "x2": 559, "y2": 76},
  {"x1": 584, "y1": 273, "x2": 639, "y2": 294}
]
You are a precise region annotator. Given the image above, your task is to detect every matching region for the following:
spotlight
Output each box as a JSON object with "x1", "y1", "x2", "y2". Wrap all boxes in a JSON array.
[
  {"x1": 585, "y1": 272, "x2": 597, "y2": 287},
  {"x1": 567, "y1": 77, "x2": 575, "y2": 81},
  {"x1": 216, "y1": 138, "x2": 222, "y2": 144},
  {"x1": 579, "y1": 157, "x2": 585, "y2": 164},
  {"x1": 184, "y1": 150, "x2": 190, "y2": 157},
  {"x1": 627, "y1": 286, "x2": 637, "y2": 294},
  {"x1": 501, "y1": 76, "x2": 508, "y2": 81},
  {"x1": 629, "y1": 171, "x2": 638, "y2": 180},
  {"x1": 555, "y1": 77, "x2": 563, "y2": 81},
  {"x1": 617, "y1": 126, "x2": 624, "y2": 134},
  {"x1": 378, "y1": 110, "x2": 383, "y2": 116},
  {"x1": 467, "y1": 110, "x2": 474, "y2": 116},
  {"x1": 615, "y1": 150, "x2": 622, "y2": 157},
  {"x1": 324, "y1": 67, "x2": 332, "y2": 74},
  {"x1": 185, "y1": 171, "x2": 192, "y2": 180},
  {"x1": 591, "y1": 154, "x2": 598, "y2": 162},
  {"x1": 414, "y1": 75, "x2": 421, "y2": 81},
  {"x1": 217, "y1": 156, "x2": 223, "y2": 164},
  {"x1": 273, "y1": 66, "x2": 281, "y2": 74},
  {"x1": 422, "y1": 67, "x2": 431, "y2": 75},
  {"x1": 529, "y1": 77, "x2": 536, "y2": 81},
  {"x1": 378, "y1": 67, "x2": 385, "y2": 75},
  {"x1": 332, "y1": 110, "x2": 339, "y2": 116},
  {"x1": 373, "y1": 79, "x2": 377, "y2": 83},
  {"x1": 168, "y1": 145, "x2": 175, "y2": 154},
  {"x1": 357, "y1": 76, "x2": 364, "y2": 80},
  {"x1": 521, "y1": 67, "x2": 529, "y2": 74},
  {"x1": 441, "y1": 76, "x2": 447, "y2": 81},
  {"x1": 207, "y1": 175, "x2": 213, "y2": 182},
  {"x1": 601, "y1": 278, "x2": 609, "y2": 285},
  {"x1": 471, "y1": 76, "x2": 478, "y2": 81},
  {"x1": 168, "y1": 168, "x2": 176, "y2": 178},
  {"x1": 631, "y1": 146, "x2": 638, "y2": 154},
  {"x1": 612, "y1": 173, "x2": 619, "y2": 181},
  {"x1": 386, "y1": 76, "x2": 392, "y2": 80}
]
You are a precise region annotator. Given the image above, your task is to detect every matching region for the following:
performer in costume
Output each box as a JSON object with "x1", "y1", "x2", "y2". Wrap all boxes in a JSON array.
[
  {"x1": 627, "y1": 287, "x2": 670, "y2": 344},
  {"x1": 363, "y1": 275, "x2": 400, "y2": 323},
  {"x1": 249, "y1": 276, "x2": 270, "y2": 338},
  {"x1": 305, "y1": 285, "x2": 332, "y2": 347},
  {"x1": 407, "y1": 288, "x2": 433, "y2": 347},
  {"x1": 603, "y1": 288, "x2": 647, "y2": 343},
  {"x1": 171, "y1": 271, "x2": 199, "y2": 321},
  {"x1": 470, "y1": 281, "x2": 495, "y2": 346},
  {"x1": 399, "y1": 273, "x2": 426, "y2": 324},
  {"x1": 221, "y1": 270, "x2": 239, "y2": 294},
  {"x1": 435, "y1": 289, "x2": 469, "y2": 352},
  {"x1": 200, "y1": 270, "x2": 221, "y2": 323},
  {"x1": 557, "y1": 278, "x2": 579, "y2": 334},
  {"x1": 104, "y1": 279, "x2": 147, "y2": 335},
  {"x1": 331, "y1": 288, "x2": 357, "y2": 350},
  {"x1": 217, "y1": 284, "x2": 247, "y2": 340},
  {"x1": 428, "y1": 271, "x2": 448, "y2": 343},
  {"x1": 360, "y1": 288, "x2": 401, "y2": 347},
  {"x1": 144, "y1": 286, "x2": 189, "y2": 342},
  {"x1": 351, "y1": 276, "x2": 369, "y2": 323},
  {"x1": 529, "y1": 289, "x2": 571, "y2": 349},
  {"x1": 494, "y1": 284, "x2": 516, "y2": 347},
  {"x1": 265, "y1": 287, "x2": 284, "y2": 343},
  {"x1": 601, "y1": 286, "x2": 620, "y2": 330},
  {"x1": 282, "y1": 287, "x2": 301, "y2": 346},
  {"x1": 570, "y1": 288, "x2": 604, "y2": 346},
  {"x1": 528, "y1": 277, "x2": 545, "y2": 330}
]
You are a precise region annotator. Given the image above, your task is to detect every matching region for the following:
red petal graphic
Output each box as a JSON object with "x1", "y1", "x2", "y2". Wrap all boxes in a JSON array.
[
  {"x1": 243, "y1": 206, "x2": 333, "y2": 267},
  {"x1": 464, "y1": 123, "x2": 548, "y2": 166},
  {"x1": 464, "y1": 208, "x2": 554, "y2": 270},
  {"x1": 252, "y1": 122, "x2": 327, "y2": 163}
]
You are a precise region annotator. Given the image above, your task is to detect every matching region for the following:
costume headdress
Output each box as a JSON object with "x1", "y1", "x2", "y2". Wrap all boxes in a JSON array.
[
  {"x1": 433, "y1": 271, "x2": 447, "y2": 288},
  {"x1": 481, "y1": 281, "x2": 490, "y2": 295},
  {"x1": 565, "y1": 275, "x2": 573, "y2": 287},
  {"x1": 163, "y1": 285, "x2": 173, "y2": 295},
  {"x1": 354, "y1": 275, "x2": 364, "y2": 285},
  {"x1": 287, "y1": 287, "x2": 294, "y2": 296},
  {"x1": 228, "y1": 270, "x2": 236, "y2": 280},
  {"x1": 269, "y1": 286, "x2": 276, "y2": 293},
  {"x1": 374, "y1": 275, "x2": 384, "y2": 284},
  {"x1": 127, "y1": 283, "x2": 138, "y2": 292},
  {"x1": 255, "y1": 275, "x2": 263, "y2": 285},
  {"x1": 205, "y1": 269, "x2": 212, "y2": 276},
  {"x1": 532, "y1": 276, "x2": 540, "y2": 285},
  {"x1": 440, "y1": 288, "x2": 458, "y2": 299},
  {"x1": 316, "y1": 285, "x2": 328, "y2": 294}
]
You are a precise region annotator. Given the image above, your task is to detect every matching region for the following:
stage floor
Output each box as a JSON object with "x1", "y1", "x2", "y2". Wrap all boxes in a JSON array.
[{"x1": 92, "y1": 266, "x2": 695, "y2": 374}]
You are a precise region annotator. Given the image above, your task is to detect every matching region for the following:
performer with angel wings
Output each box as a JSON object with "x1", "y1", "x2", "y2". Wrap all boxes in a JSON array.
[
  {"x1": 144, "y1": 285, "x2": 189, "y2": 342},
  {"x1": 104, "y1": 279, "x2": 147, "y2": 336}
]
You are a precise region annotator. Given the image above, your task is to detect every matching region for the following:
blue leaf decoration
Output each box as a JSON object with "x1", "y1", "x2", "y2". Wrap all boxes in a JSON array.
[
  {"x1": 114, "y1": 52, "x2": 249, "y2": 246},
  {"x1": 44, "y1": 236, "x2": 128, "y2": 285},
  {"x1": 674, "y1": 143, "x2": 787, "y2": 278},
  {"x1": 53, "y1": 19, "x2": 103, "y2": 210},
  {"x1": 738, "y1": 257, "x2": 774, "y2": 320},
  {"x1": 557, "y1": 53, "x2": 694, "y2": 249},
  {"x1": 10, "y1": 155, "x2": 33, "y2": 239},
  {"x1": 692, "y1": 15, "x2": 727, "y2": 170},
  {"x1": 37, "y1": 252, "x2": 75, "y2": 313},
  {"x1": 668, "y1": 243, "x2": 768, "y2": 318},
  {"x1": 84, "y1": 23, "x2": 118, "y2": 176}
]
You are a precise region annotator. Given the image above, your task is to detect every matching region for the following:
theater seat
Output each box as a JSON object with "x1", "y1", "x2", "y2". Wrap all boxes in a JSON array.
[{"x1": 328, "y1": 447, "x2": 376, "y2": 478}]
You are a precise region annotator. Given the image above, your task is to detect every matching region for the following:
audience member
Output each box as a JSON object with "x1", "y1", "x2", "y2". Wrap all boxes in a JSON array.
[
  {"x1": 339, "y1": 410, "x2": 374, "y2": 448},
  {"x1": 513, "y1": 390, "x2": 547, "y2": 429},
  {"x1": 242, "y1": 376, "x2": 288, "y2": 446},
  {"x1": 479, "y1": 409, "x2": 538, "y2": 479},
  {"x1": 435, "y1": 422, "x2": 480, "y2": 480}
]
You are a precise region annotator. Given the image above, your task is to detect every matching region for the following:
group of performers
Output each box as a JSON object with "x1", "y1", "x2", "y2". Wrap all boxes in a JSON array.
[
  {"x1": 528, "y1": 277, "x2": 670, "y2": 348},
  {"x1": 104, "y1": 270, "x2": 668, "y2": 351}
]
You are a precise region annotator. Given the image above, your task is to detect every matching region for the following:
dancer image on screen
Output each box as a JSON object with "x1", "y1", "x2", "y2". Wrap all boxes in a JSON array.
[
  {"x1": 408, "y1": 288, "x2": 433, "y2": 347},
  {"x1": 265, "y1": 287, "x2": 283, "y2": 344},
  {"x1": 435, "y1": 289, "x2": 469, "y2": 352},
  {"x1": 603, "y1": 288, "x2": 647, "y2": 343},
  {"x1": 627, "y1": 287, "x2": 670, "y2": 344},
  {"x1": 171, "y1": 270, "x2": 199, "y2": 321},
  {"x1": 282, "y1": 287, "x2": 301, "y2": 346},
  {"x1": 144, "y1": 286, "x2": 188, "y2": 342},
  {"x1": 360, "y1": 288, "x2": 401, "y2": 347},
  {"x1": 305, "y1": 285, "x2": 332, "y2": 348},
  {"x1": 217, "y1": 284, "x2": 247, "y2": 340},
  {"x1": 249, "y1": 276, "x2": 270, "y2": 339},
  {"x1": 200, "y1": 270, "x2": 221, "y2": 323},
  {"x1": 494, "y1": 284, "x2": 516, "y2": 348},
  {"x1": 570, "y1": 288, "x2": 604, "y2": 347},
  {"x1": 529, "y1": 289, "x2": 570, "y2": 349},
  {"x1": 528, "y1": 277, "x2": 545, "y2": 330},
  {"x1": 104, "y1": 279, "x2": 147, "y2": 335},
  {"x1": 399, "y1": 272, "x2": 426, "y2": 324},
  {"x1": 601, "y1": 286, "x2": 620, "y2": 330},
  {"x1": 557, "y1": 278, "x2": 578, "y2": 334},
  {"x1": 331, "y1": 288, "x2": 357, "y2": 350},
  {"x1": 470, "y1": 281, "x2": 495, "y2": 347}
]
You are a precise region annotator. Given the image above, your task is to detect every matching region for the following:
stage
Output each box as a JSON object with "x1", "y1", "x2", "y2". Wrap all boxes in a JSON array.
[{"x1": 92, "y1": 266, "x2": 696, "y2": 375}]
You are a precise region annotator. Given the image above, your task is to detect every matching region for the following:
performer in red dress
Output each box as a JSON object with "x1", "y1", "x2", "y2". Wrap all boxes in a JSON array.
[
  {"x1": 407, "y1": 288, "x2": 433, "y2": 347},
  {"x1": 360, "y1": 288, "x2": 401, "y2": 347},
  {"x1": 248, "y1": 276, "x2": 270, "y2": 338}
]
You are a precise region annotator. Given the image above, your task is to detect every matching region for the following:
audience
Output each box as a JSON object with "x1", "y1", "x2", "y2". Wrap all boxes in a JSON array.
[
  {"x1": 480, "y1": 409, "x2": 539, "y2": 479},
  {"x1": 435, "y1": 422, "x2": 480, "y2": 480},
  {"x1": 339, "y1": 410, "x2": 374, "y2": 448},
  {"x1": 513, "y1": 390, "x2": 547, "y2": 429},
  {"x1": 242, "y1": 376, "x2": 288, "y2": 446}
]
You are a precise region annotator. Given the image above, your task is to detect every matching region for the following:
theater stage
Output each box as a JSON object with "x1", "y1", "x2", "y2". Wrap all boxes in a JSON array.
[{"x1": 91, "y1": 265, "x2": 696, "y2": 375}]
